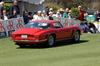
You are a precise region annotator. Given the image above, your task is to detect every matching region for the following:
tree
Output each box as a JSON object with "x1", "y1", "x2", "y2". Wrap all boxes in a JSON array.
[{"x1": 45, "y1": 0, "x2": 100, "y2": 10}]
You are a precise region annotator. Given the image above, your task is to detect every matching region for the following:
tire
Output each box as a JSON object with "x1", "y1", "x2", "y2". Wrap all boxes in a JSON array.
[
  {"x1": 72, "y1": 31, "x2": 80, "y2": 42},
  {"x1": 18, "y1": 45, "x2": 26, "y2": 48},
  {"x1": 47, "y1": 35, "x2": 55, "y2": 47},
  {"x1": 16, "y1": 43, "x2": 26, "y2": 48}
]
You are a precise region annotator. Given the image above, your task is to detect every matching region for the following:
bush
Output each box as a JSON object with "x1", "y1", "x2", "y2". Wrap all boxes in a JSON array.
[
  {"x1": 4, "y1": 3, "x2": 12, "y2": 12},
  {"x1": 71, "y1": 7, "x2": 79, "y2": 18}
]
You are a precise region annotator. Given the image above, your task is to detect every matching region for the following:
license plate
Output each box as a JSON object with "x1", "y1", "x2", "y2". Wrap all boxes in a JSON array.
[{"x1": 21, "y1": 35, "x2": 28, "y2": 38}]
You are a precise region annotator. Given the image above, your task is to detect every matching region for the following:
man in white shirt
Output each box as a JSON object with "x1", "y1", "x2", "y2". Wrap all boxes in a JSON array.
[{"x1": 33, "y1": 11, "x2": 43, "y2": 20}]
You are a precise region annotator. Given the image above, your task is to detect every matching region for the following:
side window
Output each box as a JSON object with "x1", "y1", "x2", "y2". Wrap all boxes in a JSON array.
[{"x1": 53, "y1": 22, "x2": 62, "y2": 28}]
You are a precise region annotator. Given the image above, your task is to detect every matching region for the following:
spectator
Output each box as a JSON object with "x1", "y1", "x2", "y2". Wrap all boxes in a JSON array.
[
  {"x1": 10, "y1": 0, "x2": 20, "y2": 18},
  {"x1": 49, "y1": 8, "x2": 53, "y2": 13},
  {"x1": 1, "y1": 9, "x2": 9, "y2": 20},
  {"x1": 36, "y1": 11, "x2": 43, "y2": 20},
  {"x1": 63, "y1": 8, "x2": 69, "y2": 18},
  {"x1": 0, "y1": 1, "x2": 4, "y2": 19},
  {"x1": 28, "y1": 12, "x2": 33, "y2": 20},
  {"x1": 56, "y1": 11, "x2": 61, "y2": 18},
  {"x1": 41, "y1": 12, "x2": 48, "y2": 20},
  {"x1": 32, "y1": 11, "x2": 43, "y2": 20},
  {"x1": 23, "y1": 10, "x2": 29, "y2": 24},
  {"x1": 45, "y1": 6, "x2": 49, "y2": 16},
  {"x1": 52, "y1": 12, "x2": 58, "y2": 17},
  {"x1": 33, "y1": 11, "x2": 38, "y2": 20},
  {"x1": 68, "y1": 9, "x2": 72, "y2": 19},
  {"x1": 95, "y1": 10, "x2": 100, "y2": 21},
  {"x1": 77, "y1": 5, "x2": 85, "y2": 21},
  {"x1": 11, "y1": 9, "x2": 18, "y2": 18},
  {"x1": 59, "y1": 8, "x2": 64, "y2": 17},
  {"x1": 49, "y1": 12, "x2": 54, "y2": 20}
]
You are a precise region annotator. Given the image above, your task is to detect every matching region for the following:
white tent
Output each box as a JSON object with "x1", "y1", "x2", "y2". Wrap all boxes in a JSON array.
[
  {"x1": 21, "y1": 0, "x2": 45, "y2": 4},
  {"x1": 4, "y1": 0, "x2": 45, "y2": 4},
  {"x1": 18, "y1": 0, "x2": 45, "y2": 13}
]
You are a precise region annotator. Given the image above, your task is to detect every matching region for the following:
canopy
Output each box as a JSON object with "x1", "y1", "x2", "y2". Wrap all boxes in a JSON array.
[
  {"x1": 21, "y1": 0, "x2": 45, "y2": 4},
  {"x1": 3, "y1": 0, "x2": 45, "y2": 4}
]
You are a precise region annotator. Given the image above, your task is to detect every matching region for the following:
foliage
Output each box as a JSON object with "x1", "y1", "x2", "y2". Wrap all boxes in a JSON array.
[
  {"x1": 45, "y1": 0, "x2": 100, "y2": 11},
  {"x1": 44, "y1": 2, "x2": 62, "y2": 11},
  {"x1": 4, "y1": 3, "x2": 12, "y2": 12},
  {"x1": 63, "y1": 3, "x2": 74, "y2": 8},
  {"x1": 71, "y1": 7, "x2": 79, "y2": 18}
]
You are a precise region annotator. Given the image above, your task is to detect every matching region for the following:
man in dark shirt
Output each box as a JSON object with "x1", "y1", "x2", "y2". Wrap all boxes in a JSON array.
[
  {"x1": 0, "y1": 1, "x2": 4, "y2": 19},
  {"x1": 23, "y1": 10, "x2": 29, "y2": 25},
  {"x1": 10, "y1": 0, "x2": 20, "y2": 18}
]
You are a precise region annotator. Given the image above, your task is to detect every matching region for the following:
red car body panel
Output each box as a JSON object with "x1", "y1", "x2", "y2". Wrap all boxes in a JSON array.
[{"x1": 11, "y1": 20, "x2": 81, "y2": 45}]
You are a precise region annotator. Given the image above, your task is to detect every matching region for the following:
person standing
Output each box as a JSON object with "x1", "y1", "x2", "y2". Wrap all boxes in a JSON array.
[
  {"x1": 23, "y1": 10, "x2": 29, "y2": 24},
  {"x1": 59, "y1": 8, "x2": 64, "y2": 17},
  {"x1": 41, "y1": 11, "x2": 48, "y2": 20},
  {"x1": 95, "y1": 10, "x2": 100, "y2": 22},
  {"x1": 48, "y1": 12, "x2": 54, "y2": 20},
  {"x1": 33, "y1": 11, "x2": 38, "y2": 20},
  {"x1": 68, "y1": 9, "x2": 72, "y2": 19},
  {"x1": 63, "y1": 8, "x2": 69, "y2": 18},
  {"x1": 77, "y1": 5, "x2": 85, "y2": 21},
  {"x1": 33, "y1": 11, "x2": 43, "y2": 20},
  {"x1": 1, "y1": 9, "x2": 9, "y2": 20},
  {"x1": 10, "y1": 0, "x2": 20, "y2": 18},
  {"x1": 0, "y1": 1, "x2": 4, "y2": 19},
  {"x1": 28, "y1": 12, "x2": 33, "y2": 20}
]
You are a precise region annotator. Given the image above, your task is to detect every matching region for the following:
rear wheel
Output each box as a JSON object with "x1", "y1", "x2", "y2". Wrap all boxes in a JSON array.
[
  {"x1": 47, "y1": 35, "x2": 55, "y2": 47},
  {"x1": 18, "y1": 45, "x2": 26, "y2": 48},
  {"x1": 72, "y1": 31, "x2": 80, "y2": 42},
  {"x1": 16, "y1": 43, "x2": 27, "y2": 48}
]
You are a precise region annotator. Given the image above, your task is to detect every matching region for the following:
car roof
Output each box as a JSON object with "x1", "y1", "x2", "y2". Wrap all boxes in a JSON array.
[{"x1": 31, "y1": 20, "x2": 57, "y2": 23}]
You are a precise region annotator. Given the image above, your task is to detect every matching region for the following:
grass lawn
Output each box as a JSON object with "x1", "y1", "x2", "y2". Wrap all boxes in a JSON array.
[{"x1": 0, "y1": 33, "x2": 100, "y2": 66}]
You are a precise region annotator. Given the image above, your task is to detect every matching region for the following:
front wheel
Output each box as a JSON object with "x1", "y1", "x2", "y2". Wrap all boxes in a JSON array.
[
  {"x1": 72, "y1": 31, "x2": 80, "y2": 42},
  {"x1": 47, "y1": 35, "x2": 55, "y2": 47}
]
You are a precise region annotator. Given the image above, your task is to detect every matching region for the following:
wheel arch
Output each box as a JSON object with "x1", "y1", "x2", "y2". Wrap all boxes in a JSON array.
[
  {"x1": 45, "y1": 33, "x2": 56, "y2": 39},
  {"x1": 50, "y1": 33, "x2": 56, "y2": 40}
]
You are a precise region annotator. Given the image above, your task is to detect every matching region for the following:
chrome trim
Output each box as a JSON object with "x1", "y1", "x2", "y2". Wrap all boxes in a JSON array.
[{"x1": 14, "y1": 39, "x2": 47, "y2": 42}]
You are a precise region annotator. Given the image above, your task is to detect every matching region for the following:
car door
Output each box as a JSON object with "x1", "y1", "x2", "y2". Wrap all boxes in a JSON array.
[
  {"x1": 52, "y1": 22, "x2": 70, "y2": 40},
  {"x1": 64, "y1": 26, "x2": 73, "y2": 38}
]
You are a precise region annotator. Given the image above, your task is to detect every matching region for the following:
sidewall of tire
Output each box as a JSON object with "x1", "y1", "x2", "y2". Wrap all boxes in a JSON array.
[
  {"x1": 47, "y1": 35, "x2": 55, "y2": 47},
  {"x1": 72, "y1": 31, "x2": 80, "y2": 42}
]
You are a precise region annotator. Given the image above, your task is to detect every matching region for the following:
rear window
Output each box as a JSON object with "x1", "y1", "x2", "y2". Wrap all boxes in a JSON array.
[{"x1": 25, "y1": 22, "x2": 50, "y2": 29}]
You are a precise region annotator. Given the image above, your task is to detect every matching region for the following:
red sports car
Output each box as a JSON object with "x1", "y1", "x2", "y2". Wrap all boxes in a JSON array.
[{"x1": 11, "y1": 20, "x2": 81, "y2": 48}]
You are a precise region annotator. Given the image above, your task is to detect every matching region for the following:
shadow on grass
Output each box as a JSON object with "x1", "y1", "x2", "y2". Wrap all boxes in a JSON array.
[
  {"x1": 54, "y1": 40, "x2": 89, "y2": 47},
  {"x1": 17, "y1": 40, "x2": 89, "y2": 49}
]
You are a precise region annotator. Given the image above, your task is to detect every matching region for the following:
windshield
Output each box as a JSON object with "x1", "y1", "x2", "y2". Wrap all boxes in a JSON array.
[{"x1": 25, "y1": 22, "x2": 50, "y2": 29}]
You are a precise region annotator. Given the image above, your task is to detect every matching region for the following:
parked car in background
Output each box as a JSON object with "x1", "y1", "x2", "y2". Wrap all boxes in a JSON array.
[{"x1": 11, "y1": 20, "x2": 81, "y2": 48}]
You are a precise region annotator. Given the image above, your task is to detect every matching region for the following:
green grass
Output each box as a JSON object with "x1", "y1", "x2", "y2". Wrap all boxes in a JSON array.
[{"x1": 0, "y1": 34, "x2": 100, "y2": 66}]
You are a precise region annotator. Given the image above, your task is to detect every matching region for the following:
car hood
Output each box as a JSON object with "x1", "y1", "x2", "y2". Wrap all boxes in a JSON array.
[{"x1": 12, "y1": 28, "x2": 44, "y2": 35}]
